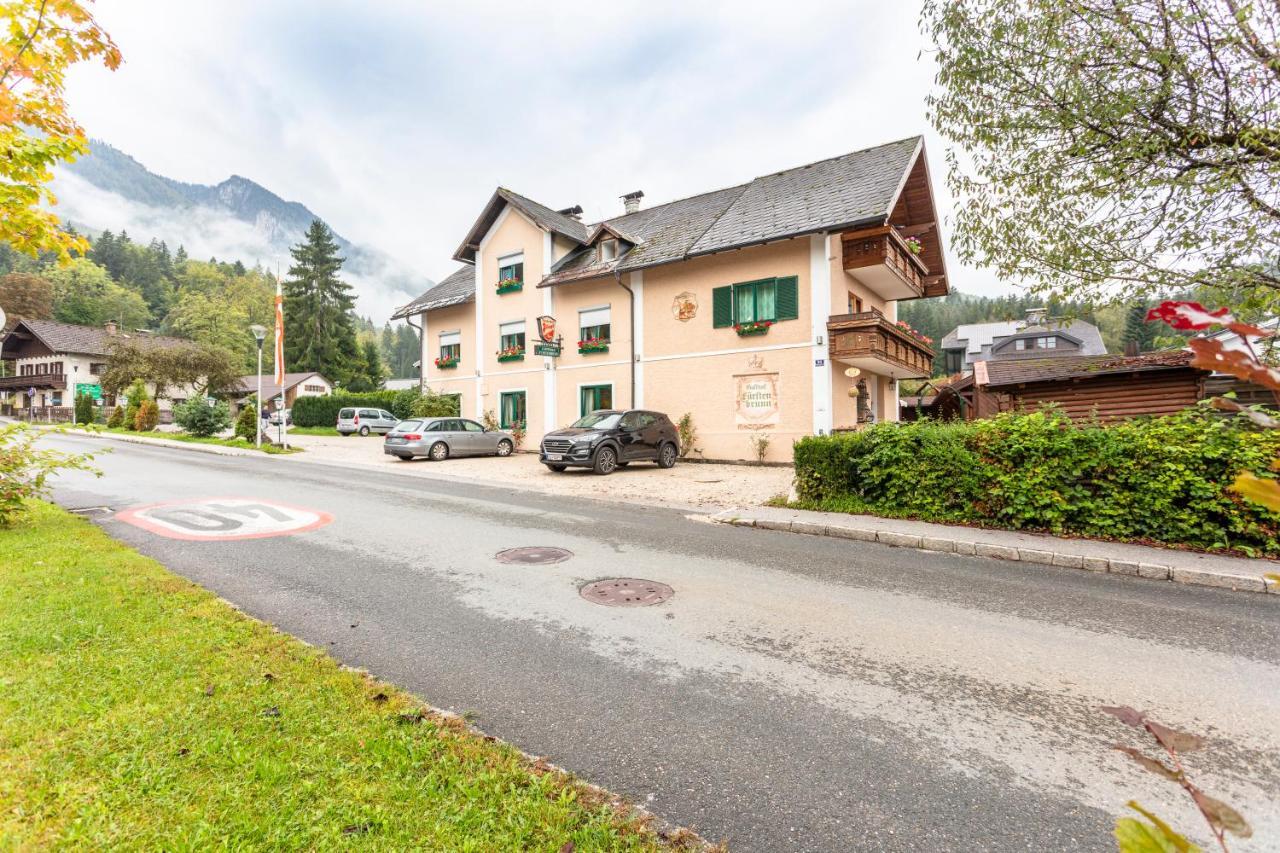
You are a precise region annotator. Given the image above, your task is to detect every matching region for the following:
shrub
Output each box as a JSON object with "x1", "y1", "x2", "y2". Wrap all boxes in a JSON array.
[
  {"x1": 234, "y1": 404, "x2": 257, "y2": 442},
  {"x1": 291, "y1": 391, "x2": 399, "y2": 427},
  {"x1": 73, "y1": 393, "x2": 94, "y2": 425},
  {"x1": 173, "y1": 397, "x2": 232, "y2": 438},
  {"x1": 123, "y1": 379, "x2": 149, "y2": 431},
  {"x1": 391, "y1": 387, "x2": 421, "y2": 420},
  {"x1": 748, "y1": 432, "x2": 771, "y2": 464},
  {"x1": 792, "y1": 405, "x2": 1280, "y2": 555},
  {"x1": 409, "y1": 390, "x2": 461, "y2": 419},
  {"x1": 106, "y1": 405, "x2": 124, "y2": 428},
  {"x1": 133, "y1": 399, "x2": 160, "y2": 432},
  {"x1": 0, "y1": 423, "x2": 99, "y2": 525},
  {"x1": 481, "y1": 410, "x2": 499, "y2": 432},
  {"x1": 677, "y1": 413, "x2": 699, "y2": 458}
]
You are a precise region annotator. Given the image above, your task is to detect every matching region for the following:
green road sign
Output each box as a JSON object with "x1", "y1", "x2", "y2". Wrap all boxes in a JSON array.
[
  {"x1": 75, "y1": 383, "x2": 103, "y2": 402},
  {"x1": 533, "y1": 343, "x2": 562, "y2": 357}
]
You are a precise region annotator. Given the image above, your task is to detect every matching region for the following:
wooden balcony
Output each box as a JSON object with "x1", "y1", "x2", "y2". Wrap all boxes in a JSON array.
[
  {"x1": 841, "y1": 226, "x2": 929, "y2": 301},
  {"x1": 0, "y1": 373, "x2": 65, "y2": 391},
  {"x1": 827, "y1": 311, "x2": 933, "y2": 379}
]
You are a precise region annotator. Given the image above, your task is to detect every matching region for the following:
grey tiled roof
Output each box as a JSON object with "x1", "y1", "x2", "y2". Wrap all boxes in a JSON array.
[
  {"x1": 6, "y1": 318, "x2": 188, "y2": 357},
  {"x1": 982, "y1": 350, "x2": 1195, "y2": 387},
  {"x1": 498, "y1": 188, "x2": 590, "y2": 244},
  {"x1": 994, "y1": 319, "x2": 1107, "y2": 357},
  {"x1": 686, "y1": 137, "x2": 921, "y2": 256},
  {"x1": 609, "y1": 184, "x2": 751, "y2": 272},
  {"x1": 390, "y1": 266, "x2": 474, "y2": 319}
]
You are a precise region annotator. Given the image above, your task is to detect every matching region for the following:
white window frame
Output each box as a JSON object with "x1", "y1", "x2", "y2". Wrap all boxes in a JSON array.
[
  {"x1": 578, "y1": 305, "x2": 611, "y2": 329},
  {"x1": 599, "y1": 239, "x2": 618, "y2": 262},
  {"x1": 439, "y1": 330, "x2": 462, "y2": 347}
]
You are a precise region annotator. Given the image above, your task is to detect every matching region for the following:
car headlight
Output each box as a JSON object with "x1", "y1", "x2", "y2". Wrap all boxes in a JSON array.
[{"x1": 571, "y1": 434, "x2": 598, "y2": 445}]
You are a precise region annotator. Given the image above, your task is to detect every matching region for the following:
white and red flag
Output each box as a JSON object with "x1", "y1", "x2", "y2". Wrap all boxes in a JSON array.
[{"x1": 273, "y1": 279, "x2": 285, "y2": 385}]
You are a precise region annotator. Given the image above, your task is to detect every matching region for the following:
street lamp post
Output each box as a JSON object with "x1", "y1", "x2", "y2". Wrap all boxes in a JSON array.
[{"x1": 249, "y1": 324, "x2": 267, "y2": 447}]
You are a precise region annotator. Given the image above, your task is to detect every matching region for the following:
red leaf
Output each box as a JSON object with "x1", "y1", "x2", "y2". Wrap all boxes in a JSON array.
[
  {"x1": 1192, "y1": 791, "x2": 1252, "y2": 838},
  {"x1": 1145, "y1": 720, "x2": 1204, "y2": 754},
  {"x1": 1189, "y1": 338, "x2": 1280, "y2": 390},
  {"x1": 1113, "y1": 745, "x2": 1181, "y2": 781},
  {"x1": 1101, "y1": 705, "x2": 1146, "y2": 727},
  {"x1": 1146, "y1": 301, "x2": 1231, "y2": 331}
]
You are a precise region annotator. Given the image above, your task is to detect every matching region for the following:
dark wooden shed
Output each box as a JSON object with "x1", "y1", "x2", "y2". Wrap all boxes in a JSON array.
[{"x1": 968, "y1": 351, "x2": 1207, "y2": 423}]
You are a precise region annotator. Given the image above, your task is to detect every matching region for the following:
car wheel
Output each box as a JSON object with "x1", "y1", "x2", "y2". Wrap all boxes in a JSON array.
[
  {"x1": 592, "y1": 445, "x2": 618, "y2": 475},
  {"x1": 358, "y1": 425, "x2": 370, "y2": 436},
  {"x1": 495, "y1": 439, "x2": 513, "y2": 457},
  {"x1": 657, "y1": 442, "x2": 677, "y2": 469},
  {"x1": 429, "y1": 441, "x2": 449, "y2": 461},
  {"x1": 546, "y1": 464, "x2": 567, "y2": 472}
]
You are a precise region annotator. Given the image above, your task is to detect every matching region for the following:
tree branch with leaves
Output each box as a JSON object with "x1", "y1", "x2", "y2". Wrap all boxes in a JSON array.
[
  {"x1": 922, "y1": 0, "x2": 1280, "y2": 303},
  {"x1": 0, "y1": 0, "x2": 121, "y2": 261}
]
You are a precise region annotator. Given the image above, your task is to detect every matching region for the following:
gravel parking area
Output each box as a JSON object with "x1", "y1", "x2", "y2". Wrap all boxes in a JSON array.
[{"x1": 280, "y1": 431, "x2": 793, "y2": 510}]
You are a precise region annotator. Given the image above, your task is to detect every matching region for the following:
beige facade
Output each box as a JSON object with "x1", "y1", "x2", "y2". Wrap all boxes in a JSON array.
[{"x1": 401, "y1": 137, "x2": 949, "y2": 462}]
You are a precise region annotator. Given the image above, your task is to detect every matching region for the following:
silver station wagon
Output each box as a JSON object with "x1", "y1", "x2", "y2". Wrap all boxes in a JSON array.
[{"x1": 383, "y1": 417, "x2": 515, "y2": 461}]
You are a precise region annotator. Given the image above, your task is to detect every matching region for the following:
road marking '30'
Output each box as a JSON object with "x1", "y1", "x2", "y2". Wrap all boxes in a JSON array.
[{"x1": 115, "y1": 497, "x2": 333, "y2": 541}]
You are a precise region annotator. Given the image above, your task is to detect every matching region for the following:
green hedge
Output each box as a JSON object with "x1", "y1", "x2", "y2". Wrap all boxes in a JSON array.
[
  {"x1": 291, "y1": 392, "x2": 400, "y2": 427},
  {"x1": 290, "y1": 388, "x2": 452, "y2": 427},
  {"x1": 793, "y1": 406, "x2": 1280, "y2": 555}
]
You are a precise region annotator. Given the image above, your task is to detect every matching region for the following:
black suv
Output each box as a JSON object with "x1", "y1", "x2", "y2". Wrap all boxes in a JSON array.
[{"x1": 540, "y1": 409, "x2": 680, "y2": 475}]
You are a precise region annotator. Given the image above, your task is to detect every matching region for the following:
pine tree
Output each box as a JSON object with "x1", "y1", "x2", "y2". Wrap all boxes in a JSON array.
[
  {"x1": 283, "y1": 219, "x2": 359, "y2": 385},
  {"x1": 1122, "y1": 301, "x2": 1157, "y2": 353},
  {"x1": 174, "y1": 245, "x2": 188, "y2": 267}
]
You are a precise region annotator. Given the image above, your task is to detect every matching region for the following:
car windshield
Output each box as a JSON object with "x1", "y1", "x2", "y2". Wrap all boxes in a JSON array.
[
  {"x1": 391, "y1": 420, "x2": 422, "y2": 433},
  {"x1": 571, "y1": 412, "x2": 622, "y2": 429},
  {"x1": 339, "y1": 408, "x2": 355, "y2": 418}
]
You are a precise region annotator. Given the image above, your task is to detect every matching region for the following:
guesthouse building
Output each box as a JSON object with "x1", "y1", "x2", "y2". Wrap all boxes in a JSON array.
[{"x1": 393, "y1": 136, "x2": 951, "y2": 461}]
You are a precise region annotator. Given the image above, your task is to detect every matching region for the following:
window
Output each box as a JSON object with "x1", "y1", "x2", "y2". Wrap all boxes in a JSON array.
[
  {"x1": 500, "y1": 391, "x2": 526, "y2": 429},
  {"x1": 712, "y1": 276, "x2": 799, "y2": 328},
  {"x1": 359, "y1": 409, "x2": 380, "y2": 418},
  {"x1": 89, "y1": 362, "x2": 105, "y2": 376},
  {"x1": 599, "y1": 239, "x2": 619, "y2": 262},
  {"x1": 51, "y1": 391, "x2": 62, "y2": 407},
  {"x1": 438, "y1": 330, "x2": 461, "y2": 363},
  {"x1": 304, "y1": 384, "x2": 326, "y2": 393},
  {"x1": 944, "y1": 349, "x2": 964, "y2": 375},
  {"x1": 579, "y1": 306, "x2": 611, "y2": 342},
  {"x1": 499, "y1": 320, "x2": 526, "y2": 353},
  {"x1": 1041, "y1": 336, "x2": 1058, "y2": 349},
  {"x1": 620, "y1": 411, "x2": 641, "y2": 430},
  {"x1": 848, "y1": 294, "x2": 863, "y2": 314},
  {"x1": 339, "y1": 408, "x2": 355, "y2": 419},
  {"x1": 1016, "y1": 336, "x2": 1058, "y2": 351},
  {"x1": 50, "y1": 361, "x2": 63, "y2": 375},
  {"x1": 498, "y1": 253, "x2": 524, "y2": 284},
  {"x1": 1014, "y1": 339, "x2": 1026, "y2": 351},
  {"x1": 426, "y1": 420, "x2": 446, "y2": 432},
  {"x1": 580, "y1": 384, "x2": 612, "y2": 416},
  {"x1": 461, "y1": 419, "x2": 485, "y2": 432}
]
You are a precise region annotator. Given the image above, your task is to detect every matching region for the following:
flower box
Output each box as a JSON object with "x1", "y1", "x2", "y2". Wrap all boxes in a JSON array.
[
  {"x1": 578, "y1": 338, "x2": 610, "y2": 354},
  {"x1": 894, "y1": 320, "x2": 933, "y2": 346},
  {"x1": 735, "y1": 320, "x2": 773, "y2": 337},
  {"x1": 434, "y1": 357, "x2": 459, "y2": 369},
  {"x1": 496, "y1": 278, "x2": 523, "y2": 295},
  {"x1": 496, "y1": 348, "x2": 525, "y2": 363}
]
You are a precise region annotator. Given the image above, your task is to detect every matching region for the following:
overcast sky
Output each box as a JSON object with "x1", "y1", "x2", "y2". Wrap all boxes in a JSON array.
[{"x1": 63, "y1": 0, "x2": 1015, "y2": 308}]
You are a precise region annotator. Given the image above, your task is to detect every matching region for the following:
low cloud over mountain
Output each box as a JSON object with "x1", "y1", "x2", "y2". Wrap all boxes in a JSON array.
[{"x1": 52, "y1": 141, "x2": 430, "y2": 321}]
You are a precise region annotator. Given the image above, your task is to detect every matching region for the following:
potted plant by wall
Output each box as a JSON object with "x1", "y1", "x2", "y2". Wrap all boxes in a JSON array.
[
  {"x1": 496, "y1": 276, "x2": 523, "y2": 294},
  {"x1": 902, "y1": 235, "x2": 923, "y2": 256},
  {"x1": 735, "y1": 319, "x2": 773, "y2": 337},
  {"x1": 496, "y1": 345, "x2": 525, "y2": 363},
  {"x1": 894, "y1": 319, "x2": 933, "y2": 346},
  {"x1": 578, "y1": 336, "x2": 609, "y2": 354},
  {"x1": 434, "y1": 355, "x2": 459, "y2": 369}
]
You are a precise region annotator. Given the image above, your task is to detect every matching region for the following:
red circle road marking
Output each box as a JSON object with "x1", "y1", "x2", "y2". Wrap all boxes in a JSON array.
[{"x1": 114, "y1": 497, "x2": 333, "y2": 541}]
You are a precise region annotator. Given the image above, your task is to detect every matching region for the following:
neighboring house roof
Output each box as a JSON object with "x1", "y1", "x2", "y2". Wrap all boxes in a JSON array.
[
  {"x1": 980, "y1": 350, "x2": 1196, "y2": 388},
  {"x1": 390, "y1": 265, "x2": 476, "y2": 319},
  {"x1": 941, "y1": 320, "x2": 1023, "y2": 354},
  {"x1": 942, "y1": 317, "x2": 1107, "y2": 361},
  {"x1": 1, "y1": 318, "x2": 188, "y2": 359},
  {"x1": 230, "y1": 371, "x2": 329, "y2": 398}
]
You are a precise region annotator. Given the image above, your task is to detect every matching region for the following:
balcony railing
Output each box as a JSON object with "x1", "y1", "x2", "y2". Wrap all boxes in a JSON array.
[
  {"x1": 827, "y1": 310, "x2": 933, "y2": 378},
  {"x1": 841, "y1": 226, "x2": 929, "y2": 301},
  {"x1": 0, "y1": 373, "x2": 65, "y2": 391}
]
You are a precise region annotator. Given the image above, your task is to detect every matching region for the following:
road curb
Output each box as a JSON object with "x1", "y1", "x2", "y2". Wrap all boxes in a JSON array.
[
  {"x1": 710, "y1": 511, "x2": 1278, "y2": 597},
  {"x1": 49, "y1": 428, "x2": 260, "y2": 457}
]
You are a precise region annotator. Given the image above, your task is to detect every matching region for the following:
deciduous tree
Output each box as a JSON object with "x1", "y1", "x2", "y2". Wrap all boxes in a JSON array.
[
  {"x1": 1, "y1": 0, "x2": 121, "y2": 260},
  {"x1": 923, "y1": 0, "x2": 1280, "y2": 304}
]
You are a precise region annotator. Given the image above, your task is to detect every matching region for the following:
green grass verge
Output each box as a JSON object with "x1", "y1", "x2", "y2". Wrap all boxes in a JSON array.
[
  {"x1": 93, "y1": 426, "x2": 302, "y2": 454},
  {"x1": 0, "y1": 502, "x2": 668, "y2": 850},
  {"x1": 286, "y1": 425, "x2": 342, "y2": 436}
]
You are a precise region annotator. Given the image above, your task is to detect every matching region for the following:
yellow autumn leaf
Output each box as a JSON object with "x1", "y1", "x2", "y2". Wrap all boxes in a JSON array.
[{"x1": 1231, "y1": 473, "x2": 1280, "y2": 513}]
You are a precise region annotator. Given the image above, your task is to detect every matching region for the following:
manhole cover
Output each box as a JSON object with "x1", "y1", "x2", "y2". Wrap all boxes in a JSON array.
[
  {"x1": 580, "y1": 578, "x2": 674, "y2": 607},
  {"x1": 495, "y1": 546, "x2": 574, "y2": 565}
]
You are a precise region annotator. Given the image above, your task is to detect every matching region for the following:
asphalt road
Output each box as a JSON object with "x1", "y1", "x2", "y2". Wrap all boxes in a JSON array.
[{"x1": 42, "y1": 434, "x2": 1280, "y2": 851}]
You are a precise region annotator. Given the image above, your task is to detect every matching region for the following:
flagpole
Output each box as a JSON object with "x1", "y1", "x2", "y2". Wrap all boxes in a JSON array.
[{"x1": 275, "y1": 263, "x2": 288, "y2": 449}]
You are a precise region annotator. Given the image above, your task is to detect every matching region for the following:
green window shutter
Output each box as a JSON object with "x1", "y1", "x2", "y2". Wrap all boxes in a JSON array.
[
  {"x1": 775, "y1": 276, "x2": 799, "y2": 321},
  {"x1": 712, "y1": 285, "x2": 733, "y2": 327}
]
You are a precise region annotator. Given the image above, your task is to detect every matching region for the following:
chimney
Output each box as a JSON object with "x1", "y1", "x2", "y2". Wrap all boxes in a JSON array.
[
  {"x1": 104, "y1": 320, "x2": 118, "y2": 336},
  {"x1": 1023, "y1": 307, "x2": 1049, "y2": 327},
  {"x1": 621, "y1": 190, "x2": 644, "y2": 215},
  {"x1": 557, "y1": 204, "x2": 584, "y2": 221},
  {"x1": 1124, "y1": 339, "x2": 1140, "y2": 357}
]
